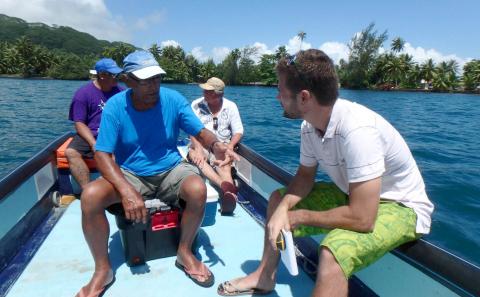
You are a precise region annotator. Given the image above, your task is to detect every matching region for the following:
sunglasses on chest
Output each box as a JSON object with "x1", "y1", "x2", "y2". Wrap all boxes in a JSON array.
[{"x1": 213, "y1": 117, "x2": 218, "y2": 130}]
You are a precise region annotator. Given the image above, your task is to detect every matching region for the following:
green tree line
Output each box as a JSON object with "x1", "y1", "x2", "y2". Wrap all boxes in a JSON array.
[
  {"x1": 1, "y1": 24, "x2": 479, "y2": 92},
  {"x1": 337, "y1": 23, "x2": 480, "y2": 92},
  {"x1": 0, "y1": 36, "x2": 290, "y2": 84}
]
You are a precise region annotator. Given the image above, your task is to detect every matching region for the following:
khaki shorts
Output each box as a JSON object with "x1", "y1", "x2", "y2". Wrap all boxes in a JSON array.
[
  {"x1": 278, "y1": 182, "x2": 419, "y2": 278},
  {"x1": 121, "y1": 160, "x2": 200, "y2": 207}
]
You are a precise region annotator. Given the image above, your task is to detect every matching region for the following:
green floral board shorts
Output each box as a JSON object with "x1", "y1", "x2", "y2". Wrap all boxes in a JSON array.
[{"x1": 278, "y1": 182, "x2": 419, "y2": 278}]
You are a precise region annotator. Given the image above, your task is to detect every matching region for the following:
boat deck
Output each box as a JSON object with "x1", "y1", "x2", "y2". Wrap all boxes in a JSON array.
[{"x1": 6, "y1": 199, "x2": 314, "y2": 297}]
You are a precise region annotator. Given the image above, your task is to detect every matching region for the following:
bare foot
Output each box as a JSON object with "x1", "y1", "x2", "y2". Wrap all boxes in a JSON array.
[
  {"x1": 222, "y1": 273, "x2": 275, "y2": 293},
  {"x1": 76, "y1": 269, "x2": 114, "y2": 297},
  {"x1": 176, "y1": 250, "x2": 211, "y2": 283}
]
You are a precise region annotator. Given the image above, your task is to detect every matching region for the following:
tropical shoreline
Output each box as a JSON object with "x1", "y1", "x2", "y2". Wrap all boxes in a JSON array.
[{"x1": 1, "y1": 75, "x2": 479, "y2": 95}]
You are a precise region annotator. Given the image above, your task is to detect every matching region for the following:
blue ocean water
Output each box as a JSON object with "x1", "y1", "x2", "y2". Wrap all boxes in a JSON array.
[{"x1": 0, "y1": 78, "x2": 479, "y2": 267}]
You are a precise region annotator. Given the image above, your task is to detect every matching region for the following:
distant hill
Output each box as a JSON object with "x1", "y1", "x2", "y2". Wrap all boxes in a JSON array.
[{"x1": 0, "y1": 14, "x2": 134, "y2": 55}]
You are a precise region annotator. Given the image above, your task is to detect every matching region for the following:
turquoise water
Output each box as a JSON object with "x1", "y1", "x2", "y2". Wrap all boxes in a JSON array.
[{"x1": 0, "y1": 78, "x2": 479, "y2": 267}]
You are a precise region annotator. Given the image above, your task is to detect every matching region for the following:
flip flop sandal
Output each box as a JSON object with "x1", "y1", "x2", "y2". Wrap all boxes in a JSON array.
[
  {"x1": 175, "y1": 260, "x2": 215, "y2": 288},
  {"x1": 75, "y1": 270, "x2": 115, "y2": 297},
  {"x1": 217, "y1": 281, "x2": 273, "y2": 296}
]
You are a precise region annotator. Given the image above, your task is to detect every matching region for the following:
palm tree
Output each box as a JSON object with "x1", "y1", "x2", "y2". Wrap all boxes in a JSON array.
[
  {"x1": 382, "y1": 56, "x2": 403, "y2": 87},
  {"x1": 4, "y1": 47, "x2": 19, "y2": 74},
  {"x1": 297, "y1": 31, "x2": 306, "y2": 51},
  {"x1": 405, "y1": 64, "x2": 422, "y2": 89},
  {"x1": 0, "y1": 42, "x2": 10, "y2": 74},
  {"x1": 445, "y1": 59, "x2": 459, "y2": 74},
  {"x1": 219, "y1": 48, "x2": 241, "y2": 85},
  {"x1": 420, "y1": 59, "x2": 436, "y2": 88},
  {"x1": 15, "y1": 36, "x2": 35, "y2": 76},
  {"x1": 391, "y1": 37, "x2": 405, "y2": 54},
  {"x1": 398, "y1": 53, "x2": 414, "y2": 84},
  {"x1": 102, "y1": 43, "x2": 135, "y2": 66},
  {"x1": 148, "y1": 43, "x2": 161, "y2": 61},
  {"x1": 159, "y1": 45, "x2": 188, "y2": 82},
  {"x1": 463, "y1": 60, "x2": 480, "y2": 90},
  {"x1": 258, "y1": 54, "x2": 277, "y2": 85},
  {"x1": 433, "y1": 61, "x2": 459, "y2": 91},
  {"x1": 275, "y1": 46, "x2": 288, "y2": 61},
  {"x1": 371, "y1": 53, "x2": 392, "y2": 85},
  {"x1": 199, "y1": 59, "x2": 217, "y2": 82},
  {"x1": 184, "y1": 54, "x2": 200, "y2": 82}
]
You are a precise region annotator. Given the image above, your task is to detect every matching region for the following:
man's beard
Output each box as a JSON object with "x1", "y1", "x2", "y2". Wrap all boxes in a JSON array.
[{"x1": 283, "y1": 109, "x2": 301, "y2": 119}]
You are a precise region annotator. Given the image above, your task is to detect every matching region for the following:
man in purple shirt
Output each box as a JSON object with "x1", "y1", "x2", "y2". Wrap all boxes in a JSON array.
[{"x1": 66, "y1": 58, "x2": 123, "y2": 189}]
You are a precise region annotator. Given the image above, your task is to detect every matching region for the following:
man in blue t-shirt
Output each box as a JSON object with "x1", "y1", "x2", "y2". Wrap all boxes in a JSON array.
[
  {"x1": 66, "y1": 58, "x2": 123, "y2": 189},
  {"x1": 76, "y1": 51, "x2": 238, "y2": 297}
]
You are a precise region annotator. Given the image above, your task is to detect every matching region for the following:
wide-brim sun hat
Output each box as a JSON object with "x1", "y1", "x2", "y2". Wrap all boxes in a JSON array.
[{"x1": 123, "y1": 50, "x2": 166, "y2": 79}]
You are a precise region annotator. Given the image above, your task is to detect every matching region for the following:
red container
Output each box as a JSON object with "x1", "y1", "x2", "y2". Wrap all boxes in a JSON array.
[{"x1": 151, "y1": 209, "x2": 179, "y2": 231}]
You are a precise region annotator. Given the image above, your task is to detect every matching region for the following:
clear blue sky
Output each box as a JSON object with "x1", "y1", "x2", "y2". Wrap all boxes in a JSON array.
[
  {"x1": 107, "y1": 0, "x2": 478, "y2": 56},
  {"x1": 1, "y1": 0, "x2": 478, "y2": 65}
]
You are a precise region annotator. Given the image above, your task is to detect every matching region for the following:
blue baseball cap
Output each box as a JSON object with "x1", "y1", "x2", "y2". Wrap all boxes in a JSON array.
[
  {"x1": 123, "y1": 50, "x2": 166, "y2": 79},
  {"x1": 94, "y1": 58, "x2": 122, "y2": 75}
]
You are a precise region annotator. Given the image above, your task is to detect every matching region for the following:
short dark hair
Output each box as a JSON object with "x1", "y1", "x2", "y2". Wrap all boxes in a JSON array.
[{"x1": 276, "y1": 49, "x2": 338, "y2": 106}]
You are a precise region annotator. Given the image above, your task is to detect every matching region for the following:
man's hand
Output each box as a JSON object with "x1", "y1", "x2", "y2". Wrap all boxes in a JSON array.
[
  {"x1": 267, "y1": 203, "x2": 291, "y2": 251},
  {"x1": 120, "y1": 186, "x2": 147, "y2": 224},
  {"x1": 90, "y1": 141, "x2": 96, "y2": 153},
  {"x1": 188, "y1": 148, "x2": 207, "y2": 168},
  {"x1": 212, "y1": 142, "x2": 240, "y2": 167}
]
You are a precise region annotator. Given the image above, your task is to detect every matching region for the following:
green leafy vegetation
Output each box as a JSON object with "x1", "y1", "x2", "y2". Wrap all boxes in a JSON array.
[
  {"x1": 0, "y1": 14, "x2": 479, "y2": 93},
  {"x1": 338, "y1": 23, "x2": 480, "y2": 93}
]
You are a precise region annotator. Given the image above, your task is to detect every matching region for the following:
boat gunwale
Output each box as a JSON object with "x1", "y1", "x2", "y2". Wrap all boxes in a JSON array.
[
  {"x1": 0, "y1": 132, "x2": 74, "y2": 200},
  {"x1": 0, "y1": 135, "x2": 479, "y2": 296},
  {"x1": 236, "y1": 143, "x2": 480, "y2": 297}
]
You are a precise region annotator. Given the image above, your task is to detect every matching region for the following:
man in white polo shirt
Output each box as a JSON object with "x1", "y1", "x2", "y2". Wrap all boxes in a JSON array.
[
  {"x1": 217, "y1": 49, "x2": 434, "y2": 296},
  {"x1": 189, "y1": 77, "x2": 244, "y2": 215}
]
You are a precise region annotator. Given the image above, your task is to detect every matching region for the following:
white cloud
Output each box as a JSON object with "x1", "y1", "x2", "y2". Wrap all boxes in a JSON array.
[
  {"x1": 319, "y1": 42, "x2": 349, "y2": 64},
  {"x1": 286, "y1": 36, "x2": 312, "y2": 54},
  {"x1": 134, "y1": 10, "x2": 166, "y2": 30},
  {"x1": 161, "y1": 40, "x2": 181, "y2": 48},
  {"x1": 0, "y1": 0, "x2": 130, "y2": 42},
  {"x1": 241, "y1": 42, "x2": 273, "y2": 63},
  {"x1": 251, "y1": 42, "x2": 272, "y2": 56},
  {"x1": 402, "y1": 42, "x2": 470, "y2": 70},
  {"x1": 191, "y1": 47, "x2": 209, "y2": 63},
  {"x1": 212, "y1": 47, "x2": 230, "y2": 64},
  {"x1": 314, "y1": 40, "x2": 471, "y2": 70}
]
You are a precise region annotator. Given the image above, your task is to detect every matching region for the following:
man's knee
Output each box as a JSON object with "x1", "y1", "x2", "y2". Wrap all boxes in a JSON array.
[
  {"x1": 81, "y1": 181, "x2": 107, "y2": 213},
  {"x1": 180, "y1": 175, "x2": 207, "y2": 201},
  {"x1": 65, "y1": 147, "x2": 81, "y2": 160},
  {"x1": 318, "y1": 247, "x2": 345, "y2": 279}
]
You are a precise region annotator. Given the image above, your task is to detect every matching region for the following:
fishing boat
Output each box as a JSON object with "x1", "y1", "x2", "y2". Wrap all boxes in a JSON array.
[{"x1": 0, "y1": 132, "x2": 478, "y2": 297}]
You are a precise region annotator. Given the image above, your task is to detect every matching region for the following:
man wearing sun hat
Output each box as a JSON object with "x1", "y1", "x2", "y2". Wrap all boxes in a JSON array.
[
  {"x1": 66, "y1": 58, "x2": 123, "y2": 191},
  {"x1": 76, "y1": 51, "x2": 238, "y2": 296},
  {"x1": 189, "y1": 77, "x2": 244, "y2": 215}
]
